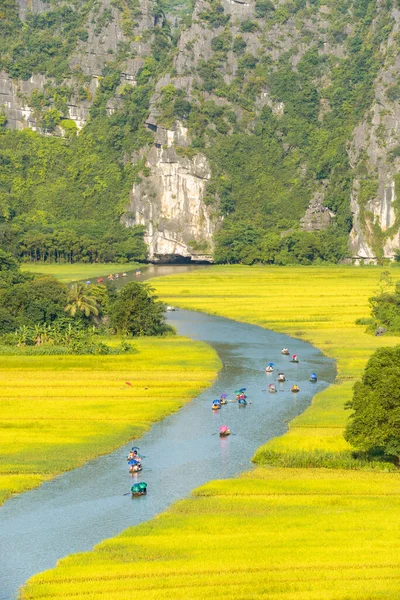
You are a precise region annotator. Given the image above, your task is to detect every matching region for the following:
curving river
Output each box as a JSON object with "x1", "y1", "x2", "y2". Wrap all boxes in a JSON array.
[{"x1": 0, "y1": 306, "x2": 335, "y2": 600}]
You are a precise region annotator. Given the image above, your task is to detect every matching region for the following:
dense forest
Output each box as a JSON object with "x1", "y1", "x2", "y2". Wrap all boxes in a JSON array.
[{"x1": 1, "y1": 0, "x2": 399, "y2": 264}]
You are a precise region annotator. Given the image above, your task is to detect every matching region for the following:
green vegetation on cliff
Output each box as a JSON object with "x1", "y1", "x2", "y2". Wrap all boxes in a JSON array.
[{"x1": 0, "y1": 0, "x2": 397, "y2": 263}]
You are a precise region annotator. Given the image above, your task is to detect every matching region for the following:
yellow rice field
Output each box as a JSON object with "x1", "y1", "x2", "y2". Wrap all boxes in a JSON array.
[
  {"x1": 20, "y1": 266, "x2": 400, "y2": 599},
  {"x1": 0, "y1": 337, "x2": 220, "y2": 505},
  {"x1": 154, "y1": 265, "x2": 400, "y2": 464},
  {"x1": 22, "y1": 467, "x2": 400, "y2": 600}
]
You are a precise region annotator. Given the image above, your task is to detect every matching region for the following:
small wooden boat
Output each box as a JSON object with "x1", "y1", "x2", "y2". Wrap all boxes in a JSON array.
[
  {"x1": 122, "y1": 273, "x2": 127, "y2": 277},
  {"x1": 219, "y1": 426, "x2": 230, "y2": 437},
  {"x1": 310, "y1": 373, "x2": 318, "y2": 382},
  {"x1": 115, "y1": 273, "x2": 120, "y2": 278},
  {"x1": 131, "y1": 482, "x2": 147, "y2": 497},
  {"x1": 220, "y1": 398, "x2": 227, "y2": 405},
  {"x1": 212, "y1": 401, "x2": 221, "y2": 410},
  {"x1": 238, "y1": 398, "x2": 247, "y2": 406},
  {"x1": 97, "y1": 277, "x2": 104, "y2": 283},
  {"x1": 136, "y1": 270, "x2": 141, "y2": 276},
  {"x1": 281, "y1": 348, "x2": 290, "y2": 355},
  {"x1": 291, "y1": 385, "x2": 300, "y2": 393},
  {"x1": 277, "y1": 373, "x2": 286, "y2": 382},
  {"x1": 266, "y1": 366, "x2": 274, "y2": 373},
  {"x1": 290, "y1": 355, "x2": 299, "y2": 363},
  {"x1": 129, "y1": 463, "x2": 142, "y2": 473},
  {"x1": 269, "y1": 383, "x2": 277, "y2": 393}
]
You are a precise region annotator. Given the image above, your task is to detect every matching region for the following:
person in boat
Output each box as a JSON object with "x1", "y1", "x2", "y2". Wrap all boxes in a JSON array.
[
  {"x1": 269, "y1": 383, "x2": 277, "y2": 393},
  {"x1": 277, "y1": 372, "x2": 285, "y2": 382},
  {"x1": 291, "y1": 384, "x2": 300, "y2": 392},
  {"x1": 219, "y1": 425, "x2": 230, "y2": 436},
  {"x1": 290, "y1": 354, "x2": 299, "y2": 363},
  {"x1": 238, "y1": 396, "x2": 247, "y2": 405},
  {"x1": 310, "y1": 373, "x2": 318, "y2": 382},
  {"x1": 212, "y1": 399, "x2": 221, "y2": 409},
  {"x1": 281, "y1": 348, "x2": 290, "y2": 355}
]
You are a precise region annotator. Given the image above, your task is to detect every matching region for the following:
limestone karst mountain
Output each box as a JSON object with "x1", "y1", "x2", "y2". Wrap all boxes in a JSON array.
[{"x1": 1, "y1": 0, "x2": 400, "y2": 263}]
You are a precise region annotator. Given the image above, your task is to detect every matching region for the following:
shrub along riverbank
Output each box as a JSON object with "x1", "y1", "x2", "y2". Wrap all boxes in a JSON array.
[
  {"x1": 0, "y1": 336, "x2": 220, "y2": 505},
  {"x1": 21, "y1": 265, "x2": 400, "y2": 600}
]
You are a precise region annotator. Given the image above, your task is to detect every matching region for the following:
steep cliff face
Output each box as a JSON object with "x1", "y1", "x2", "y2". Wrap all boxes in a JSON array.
[
  {"x1": 349, "y1": 4, "x2": 400, "y2": 262},
  {"x1": 124, "y1": 122, "x2": 218, "y2": 262},
  {"x1": 2, "y1": 0, "x2": 400, "y2": 264}
]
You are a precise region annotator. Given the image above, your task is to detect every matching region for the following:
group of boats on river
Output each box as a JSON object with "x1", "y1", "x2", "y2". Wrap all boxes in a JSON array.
[
  {"x1": 85, "y1": 269, "x2": 143, "y2": 285},
  {"x1": 266, "y1": 348, "x2": 318, "y2": 393},
  {"x1": 126, "y1": 447, "x2": 147, "y2": 497},
  {"x1": 128, "y1": 346, "x2": 319, "y2": 498}
]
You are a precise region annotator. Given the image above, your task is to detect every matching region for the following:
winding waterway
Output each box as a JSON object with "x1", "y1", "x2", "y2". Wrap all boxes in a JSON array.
[{"x1": 0, "y1": 306, "x2": 335, "y2": 600}]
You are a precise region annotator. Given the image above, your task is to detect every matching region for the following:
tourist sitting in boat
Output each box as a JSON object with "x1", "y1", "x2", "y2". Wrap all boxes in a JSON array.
[
  {"x1": 269, "y1": 383, "x2": 277, "y2": 393},
  {"x1": 238, "y1": 396, "x2": 247, "y2": 406},
  {"x1": 291, "y1": 384, "x2": 300, "y2": 393},
  {"x1": 236, "y1": 392, "x2": 246, "y2": 401},
  {"x1": 136, "y1": 270, "x2": 141, "y2": 276},
  {"x1": 310, "y1": 373, "x2": 318, "y2": 382},
  {"x1": 97, "y1": 277, "x2": 103, "y2": 283},
  {"x1": 219, "y1": 425, "x2": 230, "y2": 437},
  {"x1": 212, "y1": 399, "x2": 221, "y2": 410},
  {"x1": 290, "y1": 354, "x2": 299, "y2": 363},
  {"x1": 281, "y1": 348, "x2": 290, "y2": 355},
  {"x1": 108, "y1": 274, "x2": 114, "y2": 280},
  {"x1": 219, "y1": 393, "x2": 228, "y2": 405},
  {"x1": 122, "y1": 272, "x2": 127, "y2": 277},
  {"x1": 128, "y1": 460, "x2": 142, "y2": 473},
  {"x1": 131, "y1": 482, "x2": 147, "y2": 496},
  {"x1": 277, "y1": 372, "x2": 286, "y2": 382}
]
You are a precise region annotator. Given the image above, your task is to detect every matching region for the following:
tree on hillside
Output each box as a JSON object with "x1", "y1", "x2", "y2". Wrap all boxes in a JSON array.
[
  {"x1": 110, "y1": 281, "x2": 170, "y2": 336},
  {"x1": 65, "y1": 283, "x2": 99, "y2": 321},
  {"x1": 345, "y1": 346, "x2": 400, "y2": 464}
]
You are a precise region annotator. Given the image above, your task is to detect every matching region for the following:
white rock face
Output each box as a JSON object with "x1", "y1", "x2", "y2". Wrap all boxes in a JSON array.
[
  {"x1": 123, "y1": 123, "x2": 218, "y2": 262},
  {"x1": 349, "y1": 5, "x2": 400, "y2": 261}
]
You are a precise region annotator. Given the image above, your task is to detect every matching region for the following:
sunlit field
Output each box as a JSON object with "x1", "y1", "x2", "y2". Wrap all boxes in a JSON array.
[
  {"x1": 154, "y1": 265, "x2": 400, "y2": 466},
  {"x1": 20, "y1": 266, "x2": 400, "y2": 599},
  {"x1": 20, "y1": 262, "x2": 139, "y2": 283},
  {"x1": 0, "y1": 337, "x2": 220, "y2": 505},
  {"x1": 22, "y1": 467, "x2": 400, "y2": 600}
]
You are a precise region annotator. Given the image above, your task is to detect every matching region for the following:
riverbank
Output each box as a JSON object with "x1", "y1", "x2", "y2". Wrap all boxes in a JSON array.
[
  {"x1": 0, "y1": 337, "x2": 220, "y2": 505},
  {"x1": 20, "y1": 265, "x2": 400, "y2": 600}
]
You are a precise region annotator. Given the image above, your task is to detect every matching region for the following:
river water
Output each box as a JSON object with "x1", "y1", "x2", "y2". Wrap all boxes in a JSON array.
[{"x1": 0, "y1": 299, "x2": 335, "y2": 599}]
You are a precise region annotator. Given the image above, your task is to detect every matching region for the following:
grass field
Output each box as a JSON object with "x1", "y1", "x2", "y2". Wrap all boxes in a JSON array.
[
  {"x1": 0, "y1": 337, "x2": 220, "y2": 505},
  {"x1": 20, "y1": 262, "x2": 139, "y2": 283},
  {"x1": 154, "y1": 265, "x2": 400, "y2": 467},
  {"x1": 19, "y1": 266, "x2": 400, "y2": 599},
  {"x1": 22, "y1": 467, "x2": 400, "y2": 600}
]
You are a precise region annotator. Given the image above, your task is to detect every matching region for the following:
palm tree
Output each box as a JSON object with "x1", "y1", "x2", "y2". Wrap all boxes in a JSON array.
[{"x1": 65, "y1": 284, "x2": 100, "y2": 321}]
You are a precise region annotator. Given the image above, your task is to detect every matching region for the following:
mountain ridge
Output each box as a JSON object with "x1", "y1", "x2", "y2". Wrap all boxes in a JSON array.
[{"x1": 1, "y1": 0, "x2": 399, "y2": 264}]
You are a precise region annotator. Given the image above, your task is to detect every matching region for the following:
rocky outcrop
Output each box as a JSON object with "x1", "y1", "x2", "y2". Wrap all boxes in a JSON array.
[
  {"x1": 349, "y1": 5, "x2": 400, "y2": 261},
  {"x1": 123, "y1": 122, "x2": 219, "y2": 263}
]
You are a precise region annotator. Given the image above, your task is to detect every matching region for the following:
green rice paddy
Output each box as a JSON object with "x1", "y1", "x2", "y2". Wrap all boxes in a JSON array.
[{"x1": 20, "y1": 263, "x2": 139, "y2": 283}]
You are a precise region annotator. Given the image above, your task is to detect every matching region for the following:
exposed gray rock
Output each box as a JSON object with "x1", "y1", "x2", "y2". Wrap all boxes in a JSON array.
[{"x1": 123, "y1": 122, "x2": 220, "y2": 262}]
